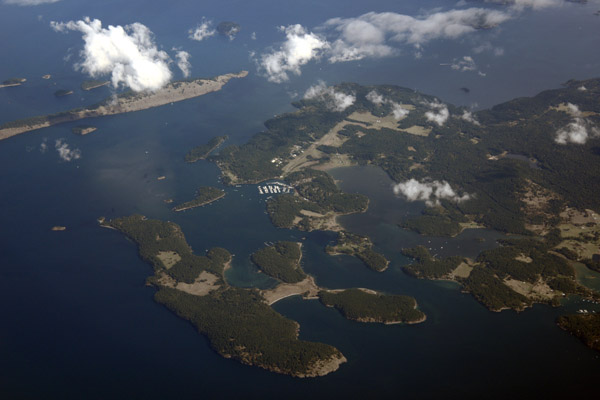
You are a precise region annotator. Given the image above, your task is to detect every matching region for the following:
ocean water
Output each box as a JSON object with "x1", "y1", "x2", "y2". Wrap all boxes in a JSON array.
[{"x1": 1, "y1": 0, "x2": 600, "y2": 398}]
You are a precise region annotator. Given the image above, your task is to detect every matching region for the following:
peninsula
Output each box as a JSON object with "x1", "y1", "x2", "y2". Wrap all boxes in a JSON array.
[
  {"x1": 0, "y1": 71, "x2": 248, "y2": 141},
  {"x1": 185, "y1": 135, "x2": 228, "y2": 162},
  {"x1": 172, "y1": 186, "x2": 225, "y2": 212}
]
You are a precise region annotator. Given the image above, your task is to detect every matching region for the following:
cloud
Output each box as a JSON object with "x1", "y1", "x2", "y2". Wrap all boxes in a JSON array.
[
  {"x1": 257, "y1": 7, "x2": 514, "y2": 82},
  {"x1": 393, "y1": 178, "x2": 472, "y2": 207},
  {"x1": 366, "y1": 90, "x2": 385, "y2": 105},
  {"x1": 304, "y1": 81, "x2": 355, "y2": 111},
  {"x1": 323, "y1": 8, "x2": 511, "y2": 63},
  {"x1": 424, "y1": 101, "x2": 450, "y2": 126},
  {"x1": 451, "y1": 55, "x2": 477, "y2": 72},
  {"x1": 391, "y1": 102, "x2": 410, "y2": 119},
  {"x1": 554, "y1": 104, "x2": 600, "y2": 145},
  {"x1": 484, "y1": 0, "x2": 564, "y2": 10},
  {"x1": 366, "y1": 90, "x2": 410, "y2": 119},
  {"x1": 55, "y1": 139, "x2": 81, "y2": 161},
  {"x1": 51, "y1": 17, "x2": 172, "y2": 92},
  {"x1": 259, "y1": 24, "x2": 329, "y2": 83},
  {"x1": 40, "y1": 138, "x2": 48, "y2": 153},
  {"x1": 251, "y1": 32, "x2": 257, "y2": 40},
  {"x1": 472, "y1": 41, "x2": 504, "y2": 56},
  {"x1": 461, "y1": 110, "x2": 480, "y2": 125},
  {"x1": 3, "y1": 0, "x2": 60, "y2": 5},
  {"x1": 188, "y1": 18, "x2": 216, "y2": 41},
  {"x1": 174, "y1": 50, "x2": 191, "y2": 78},
  {"x1": 578, "y1": 86, "x2": 587, "y2": 91}
]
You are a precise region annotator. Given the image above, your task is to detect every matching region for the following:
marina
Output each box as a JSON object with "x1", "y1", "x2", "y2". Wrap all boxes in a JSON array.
[{"x1": 257, "y1": 182, "x2": 294, "y2": 195}]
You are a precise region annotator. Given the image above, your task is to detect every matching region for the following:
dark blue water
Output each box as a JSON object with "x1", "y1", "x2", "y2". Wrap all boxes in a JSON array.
[{"x1": 1, "y1": 1, "x2": 600, "y2": 398}]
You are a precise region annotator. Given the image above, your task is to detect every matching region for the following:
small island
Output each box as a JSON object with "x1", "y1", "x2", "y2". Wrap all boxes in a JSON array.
[
  {"x1": 0, "y1": 77, "x2": 26, "y2": 88},
  {"x1": 318, "y1": 288, "x2": 426, "y2": 324},
  {"x1": 72, "y1": 125, "x2": 97, "y2": 136},
  {"x1": 185, "y1": 135, "x2": 228, "y2": 162},
  {"x1": 326, "y1": 230, "x2": 389, "y2": 272},
  {"x1": 251, "y1": 241, "x2": 306, "y2": 283},
  {"x1": 51, "y1": 226, "x2": 66, "y2": 231},
  {"x1": 42, "y1": 74, "x2": 51, "y2": 80},
  {"x1": 172, "y1": 186, "x2": 225, "y2": 212},
  {"x1": 54, "y1": 89, "x2": 74, "y2": 98},
  {"x1": 81, "y1": 79, "x2": 109, "y2": 91}
]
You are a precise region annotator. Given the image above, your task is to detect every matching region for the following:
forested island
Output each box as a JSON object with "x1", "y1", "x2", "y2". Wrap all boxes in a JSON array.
[
  {"x1": 172, "y1": 186, "x2": 225, "y2": 212},
  {"x1": 251, "y1": 241, "x2": 306, "y2": 283},
  {"x1": 319, "y1": 288, "x2": 426, "y2": 324},
  {"x1": 0, "y1": 71, "x2": 248, "y2": 141},
  {"x1": 326, "y1": 231, "x2": 389, "y2": 272},
  {"x1": 185, "y1": 135, "x2": 228, "y2": 162},
  {"x1": 100, "y1": 215, "x2": 346, "y2": 377}
]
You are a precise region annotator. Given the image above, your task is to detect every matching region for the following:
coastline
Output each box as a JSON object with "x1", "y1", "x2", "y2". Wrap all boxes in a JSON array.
[{"x1": 0, "y1": 71, "x2": 248, "y2": 141}]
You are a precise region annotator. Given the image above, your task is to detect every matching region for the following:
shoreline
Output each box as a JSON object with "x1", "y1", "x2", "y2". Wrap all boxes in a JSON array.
[{"x1": 0, "y1": 71, "x2": 248, "y2": 141}]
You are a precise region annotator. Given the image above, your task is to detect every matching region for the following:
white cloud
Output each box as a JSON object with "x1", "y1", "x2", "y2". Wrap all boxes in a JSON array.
[
  {"x1": 256, "y1": 2, "x2": 572, "y2": 82},
  {"x1": 251, "y1": 32, "x2": 257, "y2": 40},
  {"x1": 473, "y1": 41, "x2": 505, "y2": 56},
  {"x1": 304, "y1": 81, "x2": 355, "y2": 111},
  {"x1": 393, "y1": 178, "x2": 472, "y2": 207},
  {"x1": 366, "y1": 90, "x2": 385, "y2": 105},
  {"x1": 188, "y1": 19, "x2": 216, "y2": 41},
  {"x1": 390, "y1": 102, "x2": 410, "y2": 120},
  {"x1": 554, "y1": 104, "x2": 600, "y2": 145},
  {"x1": 55, "y1": 139, "x2": 81, "y2": 161},
  {"x1": 259, "y1": 24, "x2": 329, "y2": 83},
  {"x1": 565, "y1": 102, "x2": 582, "y2": 117},
  {"x1": 461, "y1": 110, "x2": 480, "y2": 125},
  {"x1": 451, "y1": 55, "x2": 477, "y2": 72},
  {"x1": 40, "y1": 138, "x2": 48, "y2": 153},
  {"x1": 424, "y1": 101, "x2": 450, "y2": 126},
  {"x1": 174, "y1": 50, "x2": 191, "y2": 78},
  {"x1": 51, "y1": 17, "x2": 172, "y2": 92},
  {"x1": 323, "y1": 8, "x2": 511, "y2": 63},
  {"x1": 3, "y1": 0, "x2": 60, "y2": 5},
  {"x1": 578, "y1": 86, "x2": 587, "y2": 91},
  {"x1": 366, "y1": 91, "x2": 410, "y2": 119},
  {"x1": 484, "y1": 0, "x2": 564, "y2": 10}
]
